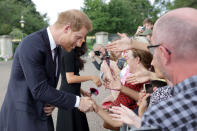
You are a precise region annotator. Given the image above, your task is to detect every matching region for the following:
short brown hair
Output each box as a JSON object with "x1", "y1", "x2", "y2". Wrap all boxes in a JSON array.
[
  {"x1": 132, "y1": 48, "x2": 153, "y2": 70},
  {"x1": 143, "y1": 18, "x2": 153, "y2": 25},
  {"x1": 55, "y1": 9, "x2": 92, "y2": 31}
]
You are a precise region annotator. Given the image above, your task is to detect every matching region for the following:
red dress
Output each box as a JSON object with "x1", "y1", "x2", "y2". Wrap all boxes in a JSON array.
[{"x1": 111, "y1": 82, "x2": 143, "y2": 110}]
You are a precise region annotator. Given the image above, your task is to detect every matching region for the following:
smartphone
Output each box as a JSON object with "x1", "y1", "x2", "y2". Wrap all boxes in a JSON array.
[
  {"x1": 117, "y1": 58, "x2": 126, "y2": 70},
  {"x1": 140, "y1": 26, "x2": 146, "y2": 31},
  {"x1": 104, "y1": 55, "x2": 110, "y2": 66},
  {"x1": 144, "y1": 83, "x2": 153, "y2": 93}
]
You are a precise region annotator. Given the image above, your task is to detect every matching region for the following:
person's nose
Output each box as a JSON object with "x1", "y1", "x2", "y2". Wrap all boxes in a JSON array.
[
  {"x1": 76, "y1": 39, "x2": 85, "y2": 47},
  {"x1": 151, "y1": 57, "x2": 155, "y2": 66}
]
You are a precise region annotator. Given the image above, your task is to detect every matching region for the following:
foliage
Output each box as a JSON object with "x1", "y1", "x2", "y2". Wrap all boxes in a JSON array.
[
  {"x1": 82, "y1": 0, "x2": 110, "y2": 35},
  {"x1": 108, "y1": 0, "x2": 156, "y2": 35},
  {"x1": 82, "y1": 0, "x2": 158, "y2": 35},
  {"x1": 12, "y1": 42, "x2": 19, "y2": 55},
  {"x1": 9, "y1": 28, "x2": 23, "y2": 39},
  {"x1": 83, "y1": 0, "x2": 197, "y2": 36},
  {"x1": 0, "y1": 24, "x2": 12, "y2": 35},
  {"x1": 0, "y1": 0, "x2": 48, "y2": 35},
  {"x1": 168, "y1": 0, "x2": 197, "y2": 10},
  {"x1": 153, "y1": 0, "x2": 197, "y2": 14}
]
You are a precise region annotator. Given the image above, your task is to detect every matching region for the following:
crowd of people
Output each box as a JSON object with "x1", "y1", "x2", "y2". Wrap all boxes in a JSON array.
[{"x1": 0, "y1": 7, "x2": 197, "y2": 131}]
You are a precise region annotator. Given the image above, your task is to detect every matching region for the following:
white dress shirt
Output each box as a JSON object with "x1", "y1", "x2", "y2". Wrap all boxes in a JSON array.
[{"x1": 47, "y1": 27, "x2": 80, "y2": 107}]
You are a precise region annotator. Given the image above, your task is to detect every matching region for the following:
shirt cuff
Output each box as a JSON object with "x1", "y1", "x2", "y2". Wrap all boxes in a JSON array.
[{"x1": 74, "y1": 96, "x2": 80, "y2": 107}]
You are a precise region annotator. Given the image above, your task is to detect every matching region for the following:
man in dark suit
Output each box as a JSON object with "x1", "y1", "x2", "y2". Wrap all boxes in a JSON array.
[{"x1": 0, "y1": 9, "x2": 96, "y2": 131}]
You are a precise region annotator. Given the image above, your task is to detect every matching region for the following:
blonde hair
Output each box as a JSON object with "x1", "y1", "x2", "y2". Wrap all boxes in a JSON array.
[{"x1": 55, "y1": 9, "x2": 92, "y2": 31}]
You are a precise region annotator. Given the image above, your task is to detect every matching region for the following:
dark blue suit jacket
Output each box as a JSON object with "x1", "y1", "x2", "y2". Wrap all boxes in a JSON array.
[{"x1": 0, "y1": 29, "x2": 76, "y2": 131}]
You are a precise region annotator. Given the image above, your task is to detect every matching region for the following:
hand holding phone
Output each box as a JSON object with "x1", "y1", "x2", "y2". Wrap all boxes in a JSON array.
[
  {"x1": 104, "y1": 55, "x2": 110, "y2": 66},
  {"x1": 94, "y1": 51, "x2": 100, "y2": 56},
  {"x1": 144, "y1": 83, "x2": 154, "y2": 93}
]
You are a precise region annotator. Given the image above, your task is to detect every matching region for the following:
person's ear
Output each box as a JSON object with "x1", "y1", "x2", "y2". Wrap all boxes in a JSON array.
[
  {"x1": 159, "y1": 46, "x2": 171, "y2": 65},
  {"x1": 136, "y1": 56, "x2": 140, "y2": 64},
  {"x1": 63, "y1": 24, "x2": 71, "y2": 33}
]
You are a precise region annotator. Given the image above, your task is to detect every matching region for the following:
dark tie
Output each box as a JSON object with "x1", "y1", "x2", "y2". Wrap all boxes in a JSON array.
[{"x1": 54, "y1": 47, "x2": 59, "y2": 76}]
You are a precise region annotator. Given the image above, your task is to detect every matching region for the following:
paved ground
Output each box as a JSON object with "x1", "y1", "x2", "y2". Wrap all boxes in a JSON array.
[{"x1": 0, "y1": 58, "x2": 110, "y2": 131}]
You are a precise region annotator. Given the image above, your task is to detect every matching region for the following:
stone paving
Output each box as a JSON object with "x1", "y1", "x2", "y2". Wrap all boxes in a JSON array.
[{"x1": 0, "y1": 58, "x2": 110, "y2": 131}]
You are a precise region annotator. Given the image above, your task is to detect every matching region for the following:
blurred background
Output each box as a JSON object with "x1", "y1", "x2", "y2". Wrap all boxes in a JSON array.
[{"x1": 0, "y1": 0, "x2": 196, "y2": 59}]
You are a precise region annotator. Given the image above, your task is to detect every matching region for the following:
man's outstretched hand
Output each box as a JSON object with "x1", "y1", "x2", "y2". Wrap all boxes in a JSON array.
[{"x1": 78, "y1": 97, "x2": 98, "y2": 112}]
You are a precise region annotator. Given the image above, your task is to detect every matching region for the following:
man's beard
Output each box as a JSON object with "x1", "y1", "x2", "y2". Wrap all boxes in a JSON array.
[
  {"x1": 62, "y1": 45, "x2": 71, "y2": 52},
  {"x1": 61, "y1": 42, "x2": 73, "y2": 52}
]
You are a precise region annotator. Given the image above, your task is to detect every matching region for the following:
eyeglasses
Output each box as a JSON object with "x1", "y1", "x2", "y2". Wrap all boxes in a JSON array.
[{"x1": 147, "y1": 44, "x2": 171, "y2": 55}]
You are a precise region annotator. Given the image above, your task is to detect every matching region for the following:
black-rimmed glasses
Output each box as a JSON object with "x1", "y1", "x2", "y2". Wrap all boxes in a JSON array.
[{"x1": 147, "y1": 44, "x2": 171, "y2": 55}]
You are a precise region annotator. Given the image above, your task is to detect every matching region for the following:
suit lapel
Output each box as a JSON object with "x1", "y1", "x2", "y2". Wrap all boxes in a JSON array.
[{"x1": 40, "y1": 29, "x2": 57, "y2": 85}]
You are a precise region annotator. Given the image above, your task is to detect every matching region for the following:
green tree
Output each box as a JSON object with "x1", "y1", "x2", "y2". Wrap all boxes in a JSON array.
[
  {"x1": 168, "y1": 0, "x2": 197, "y2": 9},
  {"x1": 82, "y1": 0, "x2": 158, "y2": 35},
  {"x1": 10, "y1": 28, "x2": 24, "y2": 39},
  {"x1": 153, "y1": 0, "x2": 197, "y2": 15},
  {"x1": 153, "y1": 0, "x2": 171, "y2": 15},
  {"x1": 21, "y1": 5, "x2": 49, "y2": 34},
  {"x1": 108, "y1": 0, "x2": 155, "y2": 34},
  {"x1": 82, "y1": 0, "x2": 110, "y2": 34},
  {"x1": 0, "y1": 24, "x2": 12, "y2": 35},
  {"x1": 0, "y1": 0, "x2": 48, "y2": 35},
  {"x1": 0, "y1": 0, "x2": 21, "y2": 35},
  {"x1": 16, "y1": 0, "x2": 34, "y2": 6}
]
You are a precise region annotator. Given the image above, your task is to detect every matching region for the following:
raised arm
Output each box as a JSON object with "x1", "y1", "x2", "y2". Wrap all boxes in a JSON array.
[
  {"x1": 66, "y1": 72, "x2": 102, "y2": 87},
  {"x1": 106, "y1": 33, "x2": 149, "y2": 52}
]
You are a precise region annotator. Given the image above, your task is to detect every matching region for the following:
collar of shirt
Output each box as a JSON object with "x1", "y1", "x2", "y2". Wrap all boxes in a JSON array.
[
  {"x1": 172, "y1": 75, "x2": 197, "y2": 95},
  {"x1": 149, "y1": 85, "x2": 172, "y2": 106},
  {"x1": 47, "y1": 27, "x2": 57, "y2": 51}
]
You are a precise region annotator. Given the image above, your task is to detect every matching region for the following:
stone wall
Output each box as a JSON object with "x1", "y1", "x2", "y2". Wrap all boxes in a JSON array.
[
  {"x1": 95, "y1": 32, "x2": 108, "y2": 45},
  {"x1": 0, "y1": 35, "x2": 13, "y2": 61}
]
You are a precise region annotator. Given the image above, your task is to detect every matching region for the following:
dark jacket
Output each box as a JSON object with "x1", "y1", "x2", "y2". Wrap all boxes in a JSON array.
[{"x1": 0, "y1": 29, "x2": 76, "y2": 131}]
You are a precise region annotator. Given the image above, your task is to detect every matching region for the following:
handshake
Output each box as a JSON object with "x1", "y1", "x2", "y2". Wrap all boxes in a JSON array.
[
  {"x1": 43, "y1": 90, "x2": 99, "y2": 116},
  {"x1": 77, "y1": 97, "x2": 98, "y2": 113}
]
